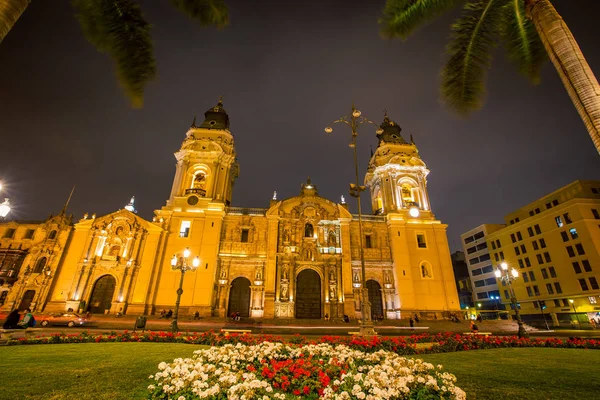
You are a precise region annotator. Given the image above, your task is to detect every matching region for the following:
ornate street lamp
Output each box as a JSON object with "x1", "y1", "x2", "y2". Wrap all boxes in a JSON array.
[
  {"x1": 569, "y1": 299, "x2": 581, "y2": 327},
  {"x1": 0, "y1": 198, "x2": 11, "y2": 219},
  {"x1": 325, "y1": 103, "x2": 382, "y2": 337},
  {"x1": 170, "y1": 247, "x2": 200, "y2": 333},
  {"x1": 495, "y1": 261, "x2": 529, "y2": 338}
]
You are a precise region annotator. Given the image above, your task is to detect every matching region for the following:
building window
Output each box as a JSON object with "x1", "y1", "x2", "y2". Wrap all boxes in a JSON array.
[
  {"x1": 532, "y1": 241, "x2": 539, "y2": 251},
  {"x1": 481, "y1": 265, "x2": 493, "y2": 273},
  {"x1": 572, "y1": 261, "x2": 582, "y2": 274},
  {"x1": 516, "y1": 232, "x2": 522, "y2": 241},
  {"x1": 476, "y1": 243, "x2": 488, "y2": 251},
  {"x1": 3, "y1": 228, "x2": 15, "y2": 239},
  {"x1": 533, "y1": 301, "x2": 539, "y2": 309},
  {"x1": 518, "y1": 259, "x2": 524, "y2": 269},
  {"x1": 365, "y1": 235, "x2": 373, "y2": 249},
  {"x1": 527, "y1": 227, "x2": 534, "y2": 237},
  {"x1": 529, "y1": 271, "x2": 536, "y2": 281},
  {"x1": 535, "y1": 208, "x2": 540, "y2": 214},
  {"x1": 533, "y1": 285, "x2": 540, "y2": 296},
  {"x1": 415, "y1": 234, "x2": 426, "y2": 248},
  {"x1": 504, "y1": 290, "x2": 510, "y2": 299},
  {"x1": 579, "y1": 278, "x2": 589, "y2": 291},
  {"x1": 464, "y1": 236, "x2": 474, "y2": 244},
  {"x1": 546, "y1": 202, "x2": 552, "y2": 210},
  {"x1": 582, "y1": 260, "x2": 592, "y2": 272},
  {"x1": 499, "y1": 251, "x2": 504, "y2": 260},
  {"x1": 48, "y1": 230, "x2": 57, "y2": 240},
  {"x1": 549, "y1": 266, "x2": 557, "y2": 278},
  {"x1": 474, "y1": 231, "x2": 484, "y2": 240},
  {"x1": 589, "y1": 297, "x2": 598, "y2": 305},
  {"x1": 494, "y1": 253, "x2": 499, "y2": 262},
  {"x1": 569, "y1": 228, "x2": 578, "y2": 239},
  {"x1": 560, "y1": 231, "x2": 569, "y2": 242},
  {"x1": 520, "y1": 244, "x2": 527, "y2": 254},
  {"x1": 546, "y1": 283, "x2": 554, "y2": 295},
  {"x1": 179, "y1": 221, "x2": 191, "y2": 238},
  {"x1": 555, "y1": 216, "x2": 563, "y2": 228},
  {"x1": 590, "y1": 277, "x2": 599, "y2": 290},
  {"x1": 525, "y1": 257, "x2": 531, "y2": 267},
  {"x1": 534, "y1": 224, "x2": 541, "y2": 235},
  {"x1": 241, "y1": 229, "x2": 249, "y2": 243},
  {"x1": 496, "y1": 239, "x2": 501, "y2": 248},
  {"x1": 474, "y1": 280, "x2": 485, "y2": 287},
  {"x1": 514, "y1": 246, "x2": 521, "y2": 256},
  {"x1": 554, "y1": 299, "x2": 561, "y2": 307},
  {"x1": 476, "y1": 292, "x2": 489, "y2": 299},
  {"x1": 544, "y1": 252, "x2": 551, "y2": 263},
  {"x1": 467, "y1": 246, "x2": 477, "y2": 254},
  {"x1": 33, "y1": 257, "x2": 47, "y2": 274},
  {"x1": 526, "y1": 286, "x2": 533, "y2": 297},
  {"x1": 529, "y1": 211, "x2": 534, "y2": 217},
  {"x1": 536, "y1": 254, "x2": 544, "y2": 264},
  {"x1": 23, "y1": 229, "x2": 34, "y2": 239},
  {"x1": 472, "y1": 268, "x2": 483, "y2": 276},
  {"x1": 541, "y1": 268, "x2": 548, "y2": 279},
  {"x1": 485, "y1": 277, "x2": 496, "y2": 285},
  {"x1": 510, "y1": 233, "x2": 516, "y2": 243},
  {"x1": 491, "y1": 241, "x2": 496, "y2": 250},
  {"x1": 523, "y1": 273, "x2": 529, "y2": 283},
  {"x1": 539, "y1": 238, "x2": 546, "y2": 248},
  {"x1": 515, "y1": 217, "x2": 520, "y2": 222},
  {"x1": 593, "y1": 209, "x2": 600, "y2": 219},
  {"x1": 470, "y1": 257, "x2": 480, "y2": 265},
  {"x1": 566, "y1": 246, "x2": 575, "y2": 257},
  {"x1": 575, "y1": 243, "x2": 585, "y2": 255},
  {"x1": 563, "y1": 213, "x2": 572, "y2": 224}
]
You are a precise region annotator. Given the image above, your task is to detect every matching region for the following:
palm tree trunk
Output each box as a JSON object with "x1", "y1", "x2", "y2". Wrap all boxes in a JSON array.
[
  {"x1": 526, "y1": 0, "x2": 600, "y2": 154},
  {"x1": 0, "y1": 0, "x2": 30, "y2": 44}
]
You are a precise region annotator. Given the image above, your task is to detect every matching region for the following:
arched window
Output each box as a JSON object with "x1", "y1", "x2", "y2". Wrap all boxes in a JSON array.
[
  {"x1": 327, "y1": 231, "x2": 336, "y2": 247},
  {"x1": 401, "y1": 184, "x2": 414, "y2": 203},
  {"x1": 304, "y1": 223, "x2": 314, "y2": 238},
  {"x1": 48, "y1": 230, "x2": 57, "y2": 240},
  {"x1": 192, "y1": 172, "x2": 206, "y2": 190},
  {"x1": 33, "y1": 257, "x2": 47, "y2": 274},
  {"x1": 374, "y1": 190, "x2": 383, "y2": 214},
  {"x1": 420, "y1": 262, "x2": 433, "y2": 279}
]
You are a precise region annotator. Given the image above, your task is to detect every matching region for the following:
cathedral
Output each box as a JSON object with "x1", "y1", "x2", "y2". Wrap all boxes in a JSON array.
[{"x1": 0, "y1": 100, "x2": 459, "y2": 320}]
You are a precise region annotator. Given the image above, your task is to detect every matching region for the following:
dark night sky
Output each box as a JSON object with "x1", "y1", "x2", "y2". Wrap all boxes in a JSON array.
[{"x1": 0, "y1": 0, "x2": 598, "y2": 251}]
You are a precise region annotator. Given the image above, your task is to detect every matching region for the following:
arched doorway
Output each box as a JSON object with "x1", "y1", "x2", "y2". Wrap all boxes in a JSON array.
[
  {"x1": 228, "y1": 277, "x2": 251, "y2": 318},
  {"x1": 88, "y1": 275, "x2": 117, "y2": 314},
  {"x1": 366, "y1": 280, "x2": 384, "y2": 320},
  {"x1": 295, "y1": 269, "x2": 321, "y2": 319},
  {"x1": 18, "y1": 290, "x2": 35, "y2": 311}
]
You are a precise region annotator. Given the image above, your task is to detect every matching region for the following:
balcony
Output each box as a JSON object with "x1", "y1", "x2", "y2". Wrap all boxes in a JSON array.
[{"x1": 185, "y1": 188, "x2": 206, "y2": 197}]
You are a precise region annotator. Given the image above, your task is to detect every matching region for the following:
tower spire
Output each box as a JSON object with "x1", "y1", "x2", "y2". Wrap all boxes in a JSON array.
[
  {"x1": 60, "y1": 185, "x2": 75, "y2": 216},
  {"x1": 191, "y1": 115, "x2": 197, "y2": 128}
]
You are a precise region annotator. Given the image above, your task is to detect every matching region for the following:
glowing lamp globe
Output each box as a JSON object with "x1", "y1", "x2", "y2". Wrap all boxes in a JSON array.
[
  {"x1": 183, "y1": 247, "x2": 191, "y2": 258},
  {"x1": 324, "y1": 127, "x2": 333, "y2": 133},
  {"x1": 192, "y1": 256, "x2": 200, "y2": 268},
  {"x1": 500, "y1": 262, "x2": 508, "y2": 270},
  {"x1": 0, "y1": 198, "x2": 11, "y2": 218},
  {"x1": 352, "y1": 110, "x2": 361, "y2": 118},
  {"x1": 409, "y1": 207, "x2": 420, "y2": 218}
]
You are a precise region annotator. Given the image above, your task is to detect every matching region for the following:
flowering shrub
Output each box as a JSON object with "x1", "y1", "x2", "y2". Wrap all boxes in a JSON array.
[
  {"x1": 8, "y1": 330, "x2": 600, "y2": 354},
  {"x1": 147, "y1": 342, "x2": 466, "y2": 399}
]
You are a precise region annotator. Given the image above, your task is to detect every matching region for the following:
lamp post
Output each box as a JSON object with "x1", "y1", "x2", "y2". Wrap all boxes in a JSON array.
[
  {"x1": 569, "y1": 299, "x2": 581, "y2": 328},
  {"x1": 495, "y1": 262, "x2": 529, "y2": 338},
  {"x1": 325, "y1": 103, "x2": 382, "y2": 337},
  {"x1": 490, "y1": 295, "x2": 500, "y2": 319},
  {"x1": 170, "y1": 247, "x2": 200, "y2": 333}
]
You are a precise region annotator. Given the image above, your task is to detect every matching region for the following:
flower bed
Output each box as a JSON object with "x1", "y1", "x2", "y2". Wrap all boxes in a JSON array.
[
  {"x1": 147, "y1": 342, "x2": 466, "y2": 399},
  {"x1": 8, "y1": 331, "x2": 600, "y2": 355}
]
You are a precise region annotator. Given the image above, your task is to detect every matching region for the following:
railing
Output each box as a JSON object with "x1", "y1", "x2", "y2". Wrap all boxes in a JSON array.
[
  {"x1": 226, "y1": 207, "x2": 267, "y2": 216},
  {"x1": 185, "y1": 188, "x2": 206, "y2": 196},
  {"x1": 354, "y1": 214, "x2": 385, "y2": 222}
]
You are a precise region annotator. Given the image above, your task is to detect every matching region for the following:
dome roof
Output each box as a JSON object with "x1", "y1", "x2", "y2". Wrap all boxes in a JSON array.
[
  {"x1": 195, "y1": 97, "x2": 230, "y2": 130},
  {"x1": 376, "y1": 111, "x2": 408, "y2": 145}
]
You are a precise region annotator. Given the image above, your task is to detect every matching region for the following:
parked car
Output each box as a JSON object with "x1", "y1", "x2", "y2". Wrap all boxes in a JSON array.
[{"x1": 39, "y1": 313, "x2": 89, "y2": 327}]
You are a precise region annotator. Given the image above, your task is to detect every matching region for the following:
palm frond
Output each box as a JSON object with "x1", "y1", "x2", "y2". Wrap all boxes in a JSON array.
[
  {"x1": 501, "y1": 0, "x2": 546, "y2": 84},
  {"x1": 380, "y1": 0, "x2": 461, "y2": 40},
  {"x1": 170, "y1": 0, "x2": 229, "y2": 29},
  {"x1": 72, "y1": 0, "x2": 156, "y2": 108},
  {"x1": 441, "y1": 0, "x2": 506, "y2": 114}
]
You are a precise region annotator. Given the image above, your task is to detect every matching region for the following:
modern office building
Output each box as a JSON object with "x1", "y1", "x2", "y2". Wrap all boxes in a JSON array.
[
  {"x1": 486, "y1": 180, "x2": 600, "y2": 326},
  {"x1": 460, "y1": 224, "x2": 506, "y2": 314},
  {"x1": 450, "y1": 251, "x2": 474, "y2": 308}
]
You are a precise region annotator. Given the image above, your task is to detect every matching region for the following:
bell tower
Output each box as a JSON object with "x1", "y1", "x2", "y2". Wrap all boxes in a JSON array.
[
  {"x1": 167, "y1": 98, "x2": 239, "y2": 208},
  {"x1": 364, "y1": 112, "x2": 433, "y2": 219}
]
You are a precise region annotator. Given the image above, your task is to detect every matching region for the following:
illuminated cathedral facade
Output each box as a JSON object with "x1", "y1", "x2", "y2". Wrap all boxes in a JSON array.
[{"x1": 0, "y1": 100, "x2": 459, "y2": 319}]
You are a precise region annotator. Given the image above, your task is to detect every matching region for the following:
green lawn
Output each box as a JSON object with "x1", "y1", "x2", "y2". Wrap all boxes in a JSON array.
[{"x1": 0, "y1": 344, "x2": 598, "y2": 399}]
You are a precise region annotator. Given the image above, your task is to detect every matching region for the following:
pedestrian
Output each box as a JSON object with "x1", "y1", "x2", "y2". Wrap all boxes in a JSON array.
[
  {"x1": 166, "y1": 309, "x2": 173, "y2": 318},
  {"x1": 3, "y1": 309, "x2": 21, "y2": 329},
  {"x1": 18, "y1": 308, "x2": 35, "y2": 328},
  {"x1": 324, "y1": 313, "x2": 330, "y2": 321},
  {"x1": 160, "y1": 309, "x2": 166, "y2": 319},
  {"x1": 413, "y1": 314, "x2": 420, "y2": 323},
  {"x1": 194, "y1": 311, "x2": 200, "y2": 320},
  {"x1": 477, "y1": 314, "x2": 482, "y2": 323},
  {"x1": 470, "y1": 320, "x2": 479, "y2": 333},
  {"x1": 409, "y1": 317, "x2": 414, "y2": 329},
  {"x1": 343, "y1": 315, "x2": 350, "y2": 323}
]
